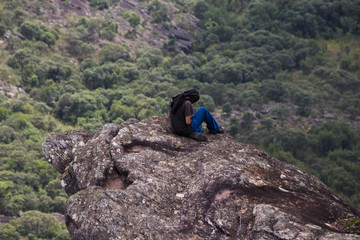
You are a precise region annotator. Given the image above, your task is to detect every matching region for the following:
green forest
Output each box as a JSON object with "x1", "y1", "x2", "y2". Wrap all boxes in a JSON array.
[{"x1": 0, "y1": 0, "x2": 360, "y2": 239}]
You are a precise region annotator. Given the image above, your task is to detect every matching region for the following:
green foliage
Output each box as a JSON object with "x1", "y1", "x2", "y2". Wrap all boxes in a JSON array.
[
  {"x1": 196, "y1": 94, "x2": 215, "y2": 112},
  {"x1": 19, "y1": 21, "x2": 43, "y2": 41},
  {"x1": 240, "y1": 112, "x2": 255, "y2": 132},
  {"x1": 193, "y1": 1, "x2": 209, "y2": 19},
  {"x1": 259, "y1": 80, "x2": 287, "y2": 102},
  {"x1": 148, "y1": 0, "x2": 169, "y2": 23},
  {"x1": 308, "y1": 121, "x2": 356, "y2": 156},
  {"x1": 88, "y1": 0, "x2": 110, "y2": 10},
  {"x1": 0, "y1": 223, "x2": 21, "y2": 240},
  {"x1": 110, "y1": 100, "x2": 136, "y2": 121},
  {"x1": 18, "y1": 21, "x2": 57, "y2": 45},
  {"x1": 0, "y1": 106, "x2": 11, "y2": 121},
  {"x1": 83, "y1": 63, "x2": 124, "y2": 90},
  {"x1": 99, "y1": 43, "x2": 130, "y2": 63},
  {"x1": 222, "y1": 102, "x2": 232, "y2": 114},
  {"x1": 100, "y1": 22, "x2": 118, "y2": 41},
  {"x1": 260, "y1": 118, "x2": 273, "y2": 131},
  {"x1": 10, "y1": 211, "x2": 70, "y2": 239},
  {"x1": 56, "y1": 90, "x2": 108, "y2": 122},
  {"x1": 293, "y1": 90, "x2": 312, "y2": 116},
  {"x1": 258, "y1": 121, "x2": 360, "y2": 209},
  {"x1": 123, "y1": 10, "x2": 141, "y2": 31},
  {"x1": 241, "y1": 0, "x2": 360, "y2": 37},
  {"x1": 135, "y1": 47, "x2": 164, "y2": 69},
  {"x1": 341, "y1": 217, "x2": 360, "y2": 235},
  {"x1": 0, "y1": 126, "x2": 16, "y2": 143}
]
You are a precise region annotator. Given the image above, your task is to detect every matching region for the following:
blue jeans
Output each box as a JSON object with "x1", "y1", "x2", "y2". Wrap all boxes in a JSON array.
[{"x1": 191, "y1": 107, "x2": 220, "y2": 134}]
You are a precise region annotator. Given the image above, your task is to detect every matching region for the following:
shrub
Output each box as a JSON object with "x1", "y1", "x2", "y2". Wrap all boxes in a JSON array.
[
  {"x1": 23, "y1": 74, "x2": 39, "y2": 88},
  {"x1": 0, "y1": 126, "x2": 15, "y2": 143},
  {"x1": 53, "y1": 196, "x2": 66, "y2": 213},
  {"x1": 56, "y1": 90, "x2": 108, "y2": 122},
  {"x1": 148, "y1": 0, "x2": 169, "y2": 23},
  {"x1": 45, "y1": 179, "x2": 64, "y2": 199},
  {"x1": 41, "y1": 32, "x2": 56, "y2": 46},
  {"x1": 0, "y1": 223, "x2": 20, "y2": 240},
  {"x1": 193, "y1": 1, "x2": 209, "y2": 19},
  {"x1": 123, "y1": 10, "x2": 140, "y2": 31},
  {"x1": 83, "y1": 63, "x2": 124, "y2": 90},
  {"x1": 10, "y1": 100, "x2": 26, "y2": 113},
  {"x1": 293, "y1": 90, "x2": 312, "y2": 116},
  {"x1": 66, "y1": 39, "x2": 95, "y2": 58},
  {"x1": 240, "y1": 112, "x2": 255, "y2": 132},
  {"x1": 222, "y1": 102, "x2": 232, "y2": 114},
  {"x1": 100, "y1": 22, "x2": 118, "y2": 40},
  {"x1": 260, "y1": 118, "x2": 273, "y2": 131},
  {"x1": 88, "y1": 0, "x2": 110, "y2": 10},
  {"x1": 0, "y1": 22, "x2": 7, "y2": 37},
  {"x1": 80, "y1": 58, "x2": 98, "y2": 70},
  {"x1": 38, "y1": 195, "x2": 54, "y2": 213},
  {"x1": 109, "y1": 100, "x2": 136, "y2": 121},
  {"x1": 19, "y1": 21, "x2": 43, "y2": 41},
  {"x1": 0, "y1": 107, "x2": 11, "y2": 121},
  {"x1": 259, "y1": 79, "x2": 287, "y2": 102},
  {"x1": 98, "y1": 43, "x2": 130, "y2": 63},
  {"x1": 10, "y1": 211, "x2": 70, "y2": 239},
  {"x1": 196, "y1": 94, "x2": 215, "y2": 112}
]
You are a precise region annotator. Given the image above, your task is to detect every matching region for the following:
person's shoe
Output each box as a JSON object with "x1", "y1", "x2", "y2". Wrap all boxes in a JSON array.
[
  {"x1": 216, "y1": 126, "x2": 225, "y2": 134},
  {"x1": 189, "y1": 132, "x2": 208, "y2": 142}
]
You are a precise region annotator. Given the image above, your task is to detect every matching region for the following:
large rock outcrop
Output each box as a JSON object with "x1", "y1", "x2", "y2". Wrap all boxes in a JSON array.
[{"x1": 42, "y1": 116, "x2": 360, "y2": 240}]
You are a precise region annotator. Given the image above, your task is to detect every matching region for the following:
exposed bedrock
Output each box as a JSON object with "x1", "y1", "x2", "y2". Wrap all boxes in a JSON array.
[{"x1": 42, "y1": 116, "x2": 360, "y2": 240}]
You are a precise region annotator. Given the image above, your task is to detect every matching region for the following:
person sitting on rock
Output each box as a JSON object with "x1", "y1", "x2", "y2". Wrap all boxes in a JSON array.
[{"x1": 168, "y1": 89, "x2": 224, "y2": 142}]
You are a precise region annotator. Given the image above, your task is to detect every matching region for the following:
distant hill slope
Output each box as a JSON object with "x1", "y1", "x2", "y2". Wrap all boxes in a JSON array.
[{"x1": 24, "y1": 0, "x2": 200, "y2": 52}]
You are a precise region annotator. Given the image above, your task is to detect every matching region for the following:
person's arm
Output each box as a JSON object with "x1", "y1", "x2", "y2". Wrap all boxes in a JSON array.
[{"x1": 185, "y1": 115, "x2": 193, "y2": 125}]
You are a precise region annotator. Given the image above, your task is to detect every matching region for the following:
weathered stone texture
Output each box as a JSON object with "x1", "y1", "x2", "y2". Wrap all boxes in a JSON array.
[{"x1": 42, "y1": 116, "x2": 360, "y2": 240}]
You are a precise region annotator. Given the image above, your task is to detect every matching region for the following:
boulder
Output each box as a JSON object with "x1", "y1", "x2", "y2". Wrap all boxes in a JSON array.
[{"x1": 42, "y1": 116, "x2": 360, "y2": 240}]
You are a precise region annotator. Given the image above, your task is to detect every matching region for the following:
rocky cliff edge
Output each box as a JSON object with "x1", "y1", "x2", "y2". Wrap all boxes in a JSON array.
[{"x1": 42, "y1": 116, "x2": 360, "y2": 240}]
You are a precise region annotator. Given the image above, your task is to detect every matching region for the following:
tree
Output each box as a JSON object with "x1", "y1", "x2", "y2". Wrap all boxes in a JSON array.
[
  {"x1": 82, "y1": 63, "x2": 124, "y2": 90},
  {"x1": 229, "y1": 118, "x2": 239, "y2": 136},
  {"x1": 260, "y1": 118, "x2": 273, "y2": 131},
  {"x1": 259, "y1": 79, "x2": 287, "y2": 102},
  {"x1": 10, "y1": 211, "x2": 70, "y2": 239},
  {"x1": 148, "y1": 0, "x2": 169, "y2": 23},
  {"x1": 222, "y1": 102, "x2": 232, "y2": 114},
  {"x1": 109, "y1": 100, "x2": 136, "y2": 121},
  {"x1": 0, "y1": 126, "x2": 16, "y2": 143},
  {"x1": 123, "y1": 11, "x2": 140, "y2": 32},
  {"x1": 98, "y1": 43, "x2": 130, "y2": 63},
  {"x1": 88, "y1": 0, "x2": 110, "y2": 10},
  {"x1": 56, "y1": 91, "x2": 108, "y2": 122},
  {"x1": 41, "y1": 32, "x2": 56, "y2": 46},
  {"x1": 193, "y1": 1, "x2": 209, "y2": 19},
  {"x1": 195, "y1": 94, "x2": 215, "y2": 112},
  {"x1": 0, "y1": 223, "x2": 20, "y2": 240},
  {"x1": 308, "y1": 121, "x2": 356, "y2": 156},
  {"x1": 240, "y1": 112, "x2": 255, "y2": 132},
  {"x1": 19, "y1": 21, "x2": 42, "y2": 41},
  {"x1": 0, "y1": 107, "x2": 11, "y2": 121},
  {"x1": 293, "y1": 90, "x2": 312, "y2": 116}
]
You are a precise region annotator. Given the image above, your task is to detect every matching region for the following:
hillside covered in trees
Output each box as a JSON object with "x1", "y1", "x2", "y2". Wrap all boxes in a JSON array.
[{"x1": 0, "y1": 0, "x2": 360, "y2": 238}]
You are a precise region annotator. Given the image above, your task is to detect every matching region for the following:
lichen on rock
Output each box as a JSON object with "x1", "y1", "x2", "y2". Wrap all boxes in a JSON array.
[{"x1": 42, "y1": 116, "x2": 360, "y2": 240}]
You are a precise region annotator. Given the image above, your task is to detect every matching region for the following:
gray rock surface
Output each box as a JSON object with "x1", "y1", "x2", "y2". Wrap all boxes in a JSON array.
[{"x1": 42, "y1": 116, "x2": 360, "y2": 240}]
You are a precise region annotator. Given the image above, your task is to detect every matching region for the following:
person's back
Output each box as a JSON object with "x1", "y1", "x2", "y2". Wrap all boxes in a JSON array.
[{"x1": 169, "y1": 100, "x2": 193, "y2": 136}]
